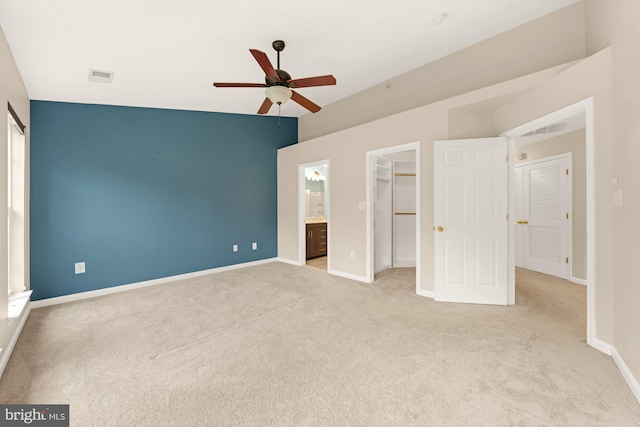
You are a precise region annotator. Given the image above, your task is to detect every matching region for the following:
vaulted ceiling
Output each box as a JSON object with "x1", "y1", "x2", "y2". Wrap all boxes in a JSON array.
[{"x1": 0, "y1": 0, "x2": 579, "y2": 117}]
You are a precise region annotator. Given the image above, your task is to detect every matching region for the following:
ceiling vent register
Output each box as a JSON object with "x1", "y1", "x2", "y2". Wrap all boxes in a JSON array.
[
  {"x1": 88, "y1": 69, "x2": 115, "y2": 83},
  {"x1": 522, "y1": 121, "x2": 567, "y2": 137}
]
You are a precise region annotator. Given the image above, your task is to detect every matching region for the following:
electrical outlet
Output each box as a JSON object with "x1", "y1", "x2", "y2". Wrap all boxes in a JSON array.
[
  {"x1": 252, "y1": 242, "x2": 257, "y2": 250},
  {"x1": 75, "y1": 262, "x2": 86, "y2": 274},
  {"x1": 233, "y1": 244, "x2": 238, "y2": 252},
  {"x1": 350, "y1": 250, "x2": 356, "y2": 260}
]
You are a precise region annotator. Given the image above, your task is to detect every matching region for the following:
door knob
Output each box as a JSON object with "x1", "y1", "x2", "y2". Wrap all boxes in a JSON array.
[
  {"x1": 436, "y1": 226, "x2": 444, "y2": 232},
  {"x1": 522, "y1": 221, "x2": 528, "y2": 225}
]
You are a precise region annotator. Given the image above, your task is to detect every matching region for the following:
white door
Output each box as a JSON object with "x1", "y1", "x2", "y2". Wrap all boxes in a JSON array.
[
  {"x1": 434, "y1": 138, "x2": 509, "y2": 305},
  {"x1": 516, "y1": 157, "x2": 569, "y2": 279},
  {"x1": 514, "y1": 167, "x2": 524, "y2": 268}
]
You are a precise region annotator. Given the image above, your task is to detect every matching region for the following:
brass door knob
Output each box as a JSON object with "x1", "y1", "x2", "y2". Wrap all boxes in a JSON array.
[
  {"x1": 522, "y1": 221, "x2": 529, "y2": 225},
  {"x1": 436, "y1": 226, "x2": 444, "y2": 232}
]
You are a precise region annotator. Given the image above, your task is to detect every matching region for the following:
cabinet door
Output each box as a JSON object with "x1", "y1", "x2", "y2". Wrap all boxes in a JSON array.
[
  {"x1": 318, "y1": 223, "x2": 327, "y2": 256},
  {"x1": 306, "y1": 224, "x2": 314, "y2": 259},
  {"x1": 306, "y1": 223, "x2": 327, "y2": 259}
]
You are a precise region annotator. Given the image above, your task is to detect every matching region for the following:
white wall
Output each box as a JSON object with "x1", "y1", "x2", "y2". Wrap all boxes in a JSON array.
[
  {"x1": 281, "y1": 2, "x2": 628, "y2": 375},
  {"x1": 0, "y1": 24, "x2": 31, "y2": 368},
  {"x1": 495, "y1": 49, "x2": 613, "y2": 341},
  {"x1": 279, "y1": 62, "x2": 576, "y2": 294},
  {"x1": 298, "y1": 2, "x2": 586, "y2": 142},
  {"x1": 606, "y1": 0, "x2": 640, "y2": 389}
]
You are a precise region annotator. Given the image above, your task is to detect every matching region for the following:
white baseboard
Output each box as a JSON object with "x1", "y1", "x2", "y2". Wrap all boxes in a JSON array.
[
  {"x1": 327, "y1": 269, "x2": 370, "y2": 283},
  {"x1": 276, "y1": 257, "x2": 304, "y2": 267},
  {"x1": 590, "y1": 337, "x2": 613, "y2": 356},
  {"x1": 31, "y1": 258, "x2": 278, "y2": 309},
  {"x1": 0, "y1": 301, "x2": 31, "y2": 378},
  {"x1": 570, "y1": 276, "x2": 587, "y2": 286},
  {"x1": 612, "y1": 347, "x2": 640, "y2": 406},
  {"x1": 416, "y1": 289, "x2": 435, "y2": 299}
]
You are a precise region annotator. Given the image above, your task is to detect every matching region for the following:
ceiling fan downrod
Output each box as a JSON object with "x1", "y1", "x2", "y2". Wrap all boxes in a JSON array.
[{"x1": 272, "y1": 40, "x2": 285, "y2": 72}]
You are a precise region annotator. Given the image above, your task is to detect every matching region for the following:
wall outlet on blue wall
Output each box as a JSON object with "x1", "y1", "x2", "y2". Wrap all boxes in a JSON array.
[
  {"x1": 233, "y1": 245, "x2": 238, "y2": 252},
  {"x1": 252, "y1": 242, "x2": 258, "y2": 250},
  {"x1": 75, "y1": 262, "x2": 86, "y2": 274}
]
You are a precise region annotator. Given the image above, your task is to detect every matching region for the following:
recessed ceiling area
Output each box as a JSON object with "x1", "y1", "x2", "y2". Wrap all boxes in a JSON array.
[{"x1": 0, "y1": 0, "x2": 579, "y2": 117}]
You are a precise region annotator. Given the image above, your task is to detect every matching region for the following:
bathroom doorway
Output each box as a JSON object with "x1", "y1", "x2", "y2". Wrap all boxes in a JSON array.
[{"x1": 299, "y1": 160, "x2": 329, "y2": 270}]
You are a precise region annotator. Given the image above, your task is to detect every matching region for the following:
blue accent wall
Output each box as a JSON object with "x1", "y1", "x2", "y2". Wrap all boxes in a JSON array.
[{"x1": 30, "y1": 101, "x2": 297, "y2": 300}]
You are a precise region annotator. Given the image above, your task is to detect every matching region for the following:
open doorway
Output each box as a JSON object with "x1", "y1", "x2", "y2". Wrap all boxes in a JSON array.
[
  {"x1": 298, "y1": 160, "x2": 329, "y2": 270},
  {"x1": 366, "y1": 141, "x2": 421, "y2": 295},
  {"x1": 503, "y1": 98, "x2": 595, "y2": 348}
]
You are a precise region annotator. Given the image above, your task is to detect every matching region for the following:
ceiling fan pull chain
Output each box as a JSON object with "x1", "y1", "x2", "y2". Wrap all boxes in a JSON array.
[{"x1": 278, "y1": 104, "x2": 282, "y2": 126}]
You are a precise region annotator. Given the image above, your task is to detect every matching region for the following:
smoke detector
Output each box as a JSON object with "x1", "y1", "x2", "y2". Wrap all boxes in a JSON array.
[{"x1": 432, "y1": 13, "x2": 448, "y2": 26}]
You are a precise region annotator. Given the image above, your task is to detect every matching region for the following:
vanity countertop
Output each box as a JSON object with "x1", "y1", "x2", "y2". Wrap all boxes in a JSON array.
[{"x1": 305, "y1": 218, "x2": 327, "y2": 224}]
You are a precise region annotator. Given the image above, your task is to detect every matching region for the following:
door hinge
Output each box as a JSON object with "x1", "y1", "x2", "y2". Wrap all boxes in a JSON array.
[
  {"x1": 566, "y1": 213, "x2": 569, "y2": 219},
  {"x1": 566, "y1": 257, "x2": 569, "y2": 264},
  {"x1": 506, "y1": 154, "x2": 509, "y2": 161},
  {"x1": 566, "y1": 169, "x2": 569, "y2": 175},
  {"x1": 506, "y1": 214, "x2": 509, "y2": 221}
]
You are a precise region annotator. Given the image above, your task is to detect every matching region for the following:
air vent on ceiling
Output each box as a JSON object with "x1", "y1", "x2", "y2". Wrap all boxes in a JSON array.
[
  {"x1": 521, "y1": 121, "x2": 567, "y2": 137},
  {"x1": 88, "y1": 69, "x2": 115, "y2": 83}
]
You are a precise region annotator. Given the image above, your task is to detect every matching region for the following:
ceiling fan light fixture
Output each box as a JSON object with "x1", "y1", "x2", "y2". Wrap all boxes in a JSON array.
[{"x1": 265, "y1": 85, "x2": 292, "y2": 105}]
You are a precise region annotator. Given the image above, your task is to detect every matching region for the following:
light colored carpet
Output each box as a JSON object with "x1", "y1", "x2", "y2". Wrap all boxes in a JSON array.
[{"x1": 0, "y1": 263, "x2": 638, "y2": 426}]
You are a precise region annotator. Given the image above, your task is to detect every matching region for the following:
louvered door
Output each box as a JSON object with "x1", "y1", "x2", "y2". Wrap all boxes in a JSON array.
[{"x1": 518, "y1": 157, "x2": 569, "y2": 279}]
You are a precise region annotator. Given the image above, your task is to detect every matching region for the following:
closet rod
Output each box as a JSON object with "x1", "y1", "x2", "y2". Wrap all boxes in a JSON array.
[{"x1": 394, "y1": 212, "x2": 416, "y2": 215}]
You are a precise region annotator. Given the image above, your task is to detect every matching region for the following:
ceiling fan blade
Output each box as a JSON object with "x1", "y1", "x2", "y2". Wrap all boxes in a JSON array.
[
  {"x1": 291, "y1": 90, "x2": 321, "y2": 113},
  {"x1": 288, "y1": 75, "x2": 336, "y2": 88},
  {"x1": 257, "y1": 98, "x2": 273, "y2": 115},
  {"x1": 213, "y1": 82, "x2": 266, "y2": 88},
  {"x1": 250, "y1": 49, "x2": 280, "y2": 82}
]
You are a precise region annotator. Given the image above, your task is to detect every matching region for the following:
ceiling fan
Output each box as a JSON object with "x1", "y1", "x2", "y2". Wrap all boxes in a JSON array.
[{"x1": 213, "y1": 40, "x2": 336, "y2": 115}]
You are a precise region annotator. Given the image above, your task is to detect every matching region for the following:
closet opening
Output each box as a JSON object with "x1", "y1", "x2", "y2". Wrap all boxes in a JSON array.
[{"x1": 366, "y1": 142, "x2": 422, "y2": 295}]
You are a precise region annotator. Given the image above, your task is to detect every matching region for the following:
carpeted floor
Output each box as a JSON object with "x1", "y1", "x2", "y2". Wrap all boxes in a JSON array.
[{"x1": 0, "y1": 263, "x2": 638, "y2": 426}]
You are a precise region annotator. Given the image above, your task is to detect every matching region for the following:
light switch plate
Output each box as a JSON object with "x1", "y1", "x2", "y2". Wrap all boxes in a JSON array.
[
  {"x1": 613, "y1": 189, "x2": 622, "y2": 206},
  {"x1": 252, "y1": 242, "x2": 257, "y2": 250}
]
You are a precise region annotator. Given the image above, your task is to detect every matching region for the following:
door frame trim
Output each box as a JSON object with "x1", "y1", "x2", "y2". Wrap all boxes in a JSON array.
[
  {"x1": 365, "y1": 142, "x2": 421, "y2": 294},
  {"x1": 298, "y1": 159, "x2": 330, "y2": 268},
  {"x1": 502, "y1": 97, "x2": 595, "y2": 348}
]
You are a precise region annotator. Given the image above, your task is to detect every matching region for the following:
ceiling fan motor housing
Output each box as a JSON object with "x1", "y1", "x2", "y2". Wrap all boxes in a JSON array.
[{"x1": 266, "y1": 69, "x2": 292, "y2": 86}]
